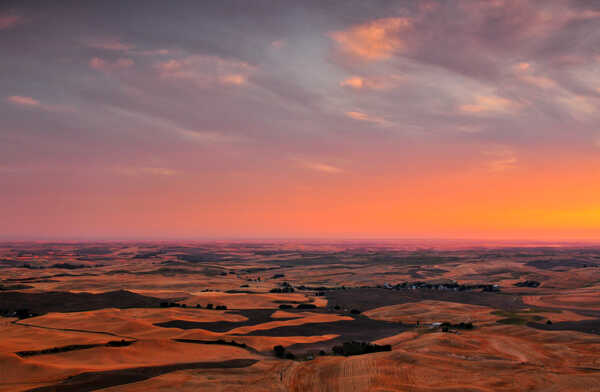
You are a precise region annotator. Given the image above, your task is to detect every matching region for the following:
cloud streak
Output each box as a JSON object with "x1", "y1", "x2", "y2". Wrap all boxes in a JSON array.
[
  {"x1": 0, "y1": 12, "x2": 23, "y2": 30},
  {"x1": 89, "y1": 57, "x2": 134, "y2": 72},
  {"x1": 330, "y1": 18, "x2": 412, "y2": 61},
  {"x1": 293, "y1": 157, "x2": 343, "y2": 174}
]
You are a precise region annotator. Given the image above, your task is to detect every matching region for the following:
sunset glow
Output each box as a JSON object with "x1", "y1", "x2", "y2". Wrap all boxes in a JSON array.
[{"x1": 1, "y1": 1, "x2": 600, "y2": 241}]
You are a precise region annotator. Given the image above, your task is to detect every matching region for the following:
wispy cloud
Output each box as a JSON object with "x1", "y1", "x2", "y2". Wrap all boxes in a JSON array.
[
  {"x1": 483, "y1": 146, "x2": 518, "y2": 172},
  {"x1": 345, "y1": 110, "x2": 389, "y2": 126},
  {"x1": 7, "y1": 95, "x2": 39, "y2": 107},
  {"x1": 293, "y1": 157, "x2": 343, "y2": 174},
  {"x1": 340, "y1": 77, "x2": 365, "y2": 89},
  {"x1": 135, "y1": 48, "x2": 169, "y2": 56},
  {"x1": 460, "y1": 95, "x2": 520, "y2": 115},
  {"x1": 0, "y1": 12, "x2": 23, "y2": 30},
  {"x1": 114, "y1": 166, "x2": 179, "y2": 176},
  {"x1": 219, "y1": 74, "x2": 246, "y2": 85},
  {"x1": 6, "y1": 95, "x2": 74, "y2": 112},
  {"x1": 84, "y1": 38, "x2": 134, "y2": 51},
  {"x1": 89, "y1": 57, "x2": 134, "y2": 72},
  {"x1": 155, "y1": 55, "x2": 253, "y2": 87},
  {"x1": 330, "y1": 18, "x2": 412, "y2": 61},
  {"x1": 108, "y1": 106, "x2": 245, "y2": 144},
  {"x1": 271, "y1": 39, "x2": 286, "y2": 49},
  {"x1": 512, "y1": 62, "x2": 557, "y2": 89},
  {"x1": 177, "y1": 129, "x2": 245, "y2": 144}
]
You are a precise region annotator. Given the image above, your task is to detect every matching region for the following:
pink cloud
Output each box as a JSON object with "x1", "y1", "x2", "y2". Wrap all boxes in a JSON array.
[
  {"x1": 340, "y1": 77, "x2": 365, "y2": 89},
  {"x1": 89, "y1": 57, "x2": 134, "y2": 72},
  {"x1": 345, "y1": 110, "x2": 389, "y2": 126},
  {"x1": 339, "y1": 76, "x2": 390, "y2": 90},
  {"x1": 330, "y1": 18, "x2": 412, "y2": 61},
  {"x1": 7, "y1": 95, "x2": 40, "y2": 106},
  {"x1": 220, "y1": 74, "x2": 246, "y2": 85},
  {"x1": 271, "y1": 39, "x2": 286, "y2": 49},
  {"x1": 459, "y1": 95, "x2": 520, "y2": 115},
  {"x1": 6, "y1": 95, "x2": 74, "y2": 113},
  {"x1": 156, "y1": 59, "x2": 182, "y2": 72},
  {"x1": 155, "y1": 55, "x2": 253, "y2": 86},
  {"x1": 85, "y1": 38, "x2": 133, "y2": 51},
  {"x1": 136, "y1": 49, "x2": 170, "y2": 56},
  {"x1": 0, "y1": 13, "x2": 22, "y2": 30}
]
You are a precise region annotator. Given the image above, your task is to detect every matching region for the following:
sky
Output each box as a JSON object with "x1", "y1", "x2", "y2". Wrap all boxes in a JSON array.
[{"x1": 1, "y1": 0, "x2": 600, "y2": 241}]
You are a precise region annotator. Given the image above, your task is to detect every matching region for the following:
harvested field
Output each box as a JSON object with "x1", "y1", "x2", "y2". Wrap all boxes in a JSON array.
[{"x1": 1, "y1": 242, "x2": 600, "y2": 391}]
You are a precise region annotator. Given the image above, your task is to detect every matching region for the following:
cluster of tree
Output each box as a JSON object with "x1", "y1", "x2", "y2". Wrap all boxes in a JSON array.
[
  {"x1": 296, "y1": 285, "x2": 345, "y2": 291},
  {"x1": 203, "y1": 304, "x2": 227, "y2": 310},
  {"x1": 0, "y1": 284, "x2": 33, "y2": 291},
  {"x1": 50, "y1": 263, "x2": 87, "y2": 269},
  {"x1": 273, "y1": 345, "x2": 295, "y2": 359},
  {"x1": 160, "y1": 302, "x2": 187, "y2": 308},
  {"x1": 296, "y1": 303, "x2": 317, "y2": 309},
  {"x1": 330, "y1": 305, "x2": 361, "y2": 314},
  {"x1": 16, "y1": 340, "x2": 134, "y2": 357},
  {"x1": 514, "y1": 280, "x2": 541, "y2": 288},
  {"x1": 388, "y1": 281, "x2": 500, "y2": 292},
  {"x1": 332, "y1": 341, "x2": 391, "y2": 356},
  {"x1": 271, "y1": 274, "x2": 285, "y2": 279},
  {"x1": 270, "y1": 281, "x2": 295, "y2": 293},
  {"x1": 0, "y1": 308, "x2": 39, "y2": 319},
  {"x1": 159, "y1": 302, "x2": 227, "y2": 310},
  {"x1": 20, "y1": 263, "x2": 45, "y2": 270},
  {"x1": 106, "y1": 339, "x2": 134, "y2": 347},
  {"x1": 270, "y1": 287, "x2": 295, "y2": 293},
  {"x1": 440, "y1": 322, "x2": 474, "y2": 332},
  {"x1": 175, "y1": 338, "x2": 247, "y2": 348}
]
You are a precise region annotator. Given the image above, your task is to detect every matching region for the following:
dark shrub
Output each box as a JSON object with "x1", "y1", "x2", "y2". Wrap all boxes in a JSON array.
[
  {"x1": 350, "y1": 309, "x2": 361, "y2": 315},
  {"x1": 334, "y1": 305, "x2": 340, "y2": 310},
  {"x1": 285, "y1": 352, "x2": 295, "y2": 360},
  {"x1": 196, "y1": 304, "x2": 202, "y2": 308},
  {"x1": 332, "y1": 341, "x2": 391, "y2": 356},
  {"x1": 297, "y1": 303, "x2": 317, "y2": 309},
  {"x1": 270, "y1": 287, "x2": 294, "y2": 293},
  {"x1": 215, "y1": 305, "x2": 227, "y2": 310},
  {"x1": 206, "y1": 303, "x2": 213, "y2": 309},
  {"x1": 515, "y1": 280, "x2": 540, "y2": 288},
  {"x1": 546, "y1": 320, "x2": 553, "y2": 325},
  {"x1": 319, "y1": 350, "x2": 326, "y2": 356},
  {"x1": 106, "y1": 339, "x2": 134, "y2": 347},
  {"x1": 441, "y1": 321, "x2": 474, "y2": 330},
  {"x1": 160, "y1": 302, "x2": 169, "y2": 308},
  {"x1": 279, "y1": 304, "x2": 293, "y2": 309},
  {"x1": 273, "y1": 345, "x2": 285, "y2": 358},
  {"x1": 16, "y1": 309, "x2": 32, "y2": 319}
]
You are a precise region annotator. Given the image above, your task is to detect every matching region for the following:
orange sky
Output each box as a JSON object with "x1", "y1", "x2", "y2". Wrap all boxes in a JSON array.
[{"x1": 1, "y1": 1, "x2": 600, "y2": 240}]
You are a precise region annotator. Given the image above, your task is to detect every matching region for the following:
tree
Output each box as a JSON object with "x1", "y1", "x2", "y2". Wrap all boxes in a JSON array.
[{"x1": 273, "y1": 345, "x2": 285, "y2": 358}]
